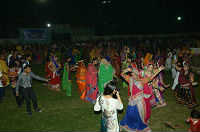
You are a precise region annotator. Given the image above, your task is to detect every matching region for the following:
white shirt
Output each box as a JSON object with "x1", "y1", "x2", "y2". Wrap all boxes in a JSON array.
[{"x1": 94, "y1": 96, "x2": 123, "y2": 132}]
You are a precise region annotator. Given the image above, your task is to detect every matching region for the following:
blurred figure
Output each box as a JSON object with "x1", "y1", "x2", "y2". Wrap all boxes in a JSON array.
[
  {"x1": 186, "y1": 110, "x2": 200, "y2": 132},
  {"x1": 85, "y1": 58, "x2": 98, "y2": 104}
]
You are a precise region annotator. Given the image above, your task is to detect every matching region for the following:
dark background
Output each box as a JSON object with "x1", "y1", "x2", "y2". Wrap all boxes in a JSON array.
[{"x1": 0, "y1": 0, "x2": 199, "y2": 38}]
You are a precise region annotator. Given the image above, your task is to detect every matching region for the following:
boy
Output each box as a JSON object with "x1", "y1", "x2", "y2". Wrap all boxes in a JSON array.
[
  {"x1": 16, "y1": 65, "x2": 48, "y2": 115},
  {"x1": 186, "y1": 110, "x2": 200, "y2": 132}
]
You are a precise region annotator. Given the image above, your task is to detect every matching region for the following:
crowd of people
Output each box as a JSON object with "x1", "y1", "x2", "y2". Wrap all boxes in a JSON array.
[{"x1": 0, "y1": 38, "x2": 200, "y2": 132}]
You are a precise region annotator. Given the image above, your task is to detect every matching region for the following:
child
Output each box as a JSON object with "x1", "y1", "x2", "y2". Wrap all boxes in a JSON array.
[
  {"x1": 186, "y1": 110, "x2": 200, "y2": 132},
  {"x1": 16, "y1": 65, "x2": 48, "y2": 115},
  {"x1": 47, "y1": 56, "x2": 61, "y2": 91}
]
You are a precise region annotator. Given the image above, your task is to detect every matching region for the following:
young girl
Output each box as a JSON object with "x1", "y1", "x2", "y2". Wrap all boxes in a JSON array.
[
  {"x1": 48, "y1": 56, "x2": 61, "y2": 92},
  {"x1": 186, "y1": 110, "x2": 200, "y2": 132},
  {"x1": 94, "y1": 81, "x2": 123, "y2": 132}
]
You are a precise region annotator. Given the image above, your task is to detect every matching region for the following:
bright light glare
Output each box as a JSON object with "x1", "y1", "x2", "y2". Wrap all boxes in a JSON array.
[
  {"x1": 177, "y1": 16, "x2": 182, "y2": 21},
  {"x1": 47, "y1": 23, "x2": 51, "y2": 28}
]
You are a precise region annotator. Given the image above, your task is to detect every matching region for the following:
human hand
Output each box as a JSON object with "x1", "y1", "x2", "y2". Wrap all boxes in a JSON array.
[
  {"x1": 116, "y1": 91, "x2": 120, "y2": 97},
  {"x1": 16, "y1": 92, "x2": 19, "y2": 96},
  {"x1": 124, "y1": 67, "x2": 132, "y2": 73},
  {"x1": 159, "y1": 66, "x2": 165, "y2": 71}
]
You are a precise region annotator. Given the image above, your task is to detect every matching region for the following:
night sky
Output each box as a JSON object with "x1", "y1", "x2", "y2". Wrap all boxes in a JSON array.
[{"x1": 0, "y1": 0, "x2": 200, "y2": 37}]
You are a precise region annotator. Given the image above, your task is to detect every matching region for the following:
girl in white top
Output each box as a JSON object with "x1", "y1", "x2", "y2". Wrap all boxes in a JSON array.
[{"x1": 94, "y1": 81, "x2": 123, "y2": 132}]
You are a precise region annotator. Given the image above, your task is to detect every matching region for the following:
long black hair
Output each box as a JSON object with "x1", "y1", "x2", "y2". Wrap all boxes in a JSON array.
[
  {"x1": 103, "y1": 81, "x2": 116, "y2": 95},
  {"x1": 191, "y1": 109, "x2": 200, "y2": 119}
]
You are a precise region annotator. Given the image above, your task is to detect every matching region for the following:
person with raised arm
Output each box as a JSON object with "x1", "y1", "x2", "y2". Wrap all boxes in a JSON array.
[{"x1": 120, "y1": 65, "x2": 165, "y2": 132}]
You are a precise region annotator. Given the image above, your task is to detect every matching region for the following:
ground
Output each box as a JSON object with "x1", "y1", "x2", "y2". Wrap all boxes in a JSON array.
[{"x1": 0, "y1": 64, "x2": 199, "y2": 132}]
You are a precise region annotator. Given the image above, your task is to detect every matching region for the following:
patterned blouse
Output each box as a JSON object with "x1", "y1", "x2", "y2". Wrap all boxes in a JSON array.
[{"x1": 94, "y1": 96, "x2": 123, "y2": 132}]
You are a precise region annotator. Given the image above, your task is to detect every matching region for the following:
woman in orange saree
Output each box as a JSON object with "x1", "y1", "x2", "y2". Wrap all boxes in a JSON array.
[{"x1": 76, "y1": 61, "x2": 87, "y2": 100}]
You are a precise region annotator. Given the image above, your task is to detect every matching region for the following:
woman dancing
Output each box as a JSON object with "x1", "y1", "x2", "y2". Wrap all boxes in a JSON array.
[{"x1": 120, "y1": 65, "x2": 165, "y2": 132}]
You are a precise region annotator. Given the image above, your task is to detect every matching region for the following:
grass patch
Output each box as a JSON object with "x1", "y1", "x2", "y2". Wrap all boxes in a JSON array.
[{"x1": 0, "y1": 64, "x2": 199, "y2": 131}]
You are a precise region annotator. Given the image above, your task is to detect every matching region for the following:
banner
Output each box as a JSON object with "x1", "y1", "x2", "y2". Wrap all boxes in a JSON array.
[{"x1": 19, "y1": 28, "x2": 51, "y2": 44}]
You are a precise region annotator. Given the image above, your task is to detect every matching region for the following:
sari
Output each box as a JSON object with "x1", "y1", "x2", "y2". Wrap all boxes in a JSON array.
[
  {"x1": 120, "y1": 76, "x2": 151, "y2": 132},
  {"x1": 62, "y1": 62, "x2": 72, "y2": 96},
  {"x1": 85, "y1": 64, "x2": 98, "y2": 104},
  {"x1": 76, "y1": 61, "x2": 87, "y2": 100},
  {"x1": 98, "y1": 63, "x2": 114, "y2": 94}
]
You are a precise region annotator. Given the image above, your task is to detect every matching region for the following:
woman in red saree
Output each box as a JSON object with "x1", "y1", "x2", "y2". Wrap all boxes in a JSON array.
[
  {"x1": 76, "y1": 61, "x2": 87, "y2": 100},
  {"x1": 85, "y1": 59, "x2": 98, "y2": 104}
]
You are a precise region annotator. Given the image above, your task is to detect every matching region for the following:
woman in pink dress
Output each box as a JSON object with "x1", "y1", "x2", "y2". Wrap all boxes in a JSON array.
[
  {"x1": 85, "y1": 59, "x2": 98, "y2": 104},
  {"x1": 120, "y1": 65, "x2": 165, "y2": 132}
]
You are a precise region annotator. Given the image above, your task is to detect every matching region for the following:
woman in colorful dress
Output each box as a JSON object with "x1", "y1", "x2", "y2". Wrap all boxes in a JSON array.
[
  {"x1": 177, "y1": 62, "x2": 197, "y2": 108},
  {"x1": 120, "y1": 65, "x2": 165, "y2": 132},
  {"x1": 152, "y1": 70, "x2": 167, "y2": 108},
  {"x1": 94, "y1": 81, "x2": 123, "y2": 132},
  {"x1": 140, "y1": 62, "x2": 156, "y2": 122},
  {"x1": 98, "y1": 57, "x2": 115, "y2": 94},
  {"x1": 85, "y1": 59, "x2": 98, "y2": 104},
  {"x1": 47, "y1": 55, "x2": 61, "y2": 92},
  {"x1": 76, "y1": 60, "x2": 87, "y2": 100},
  {"x1": 62, "y1": 56, "x2": 72, "y2": 96}
]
